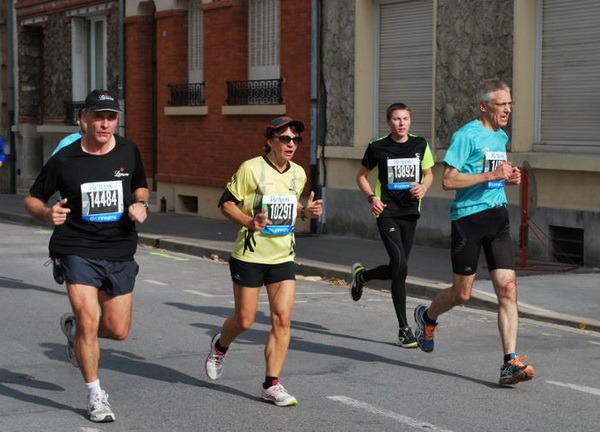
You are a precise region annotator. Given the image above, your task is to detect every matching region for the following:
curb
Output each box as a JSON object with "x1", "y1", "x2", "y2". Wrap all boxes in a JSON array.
[{"x1": 2, "y1": 211, "x2": 599, "y2": 333}]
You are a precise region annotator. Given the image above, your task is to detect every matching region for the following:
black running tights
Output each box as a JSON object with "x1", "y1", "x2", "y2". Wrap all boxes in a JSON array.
[{"x1": 362, "y1": 217, "x2": 417, "y2": 328}]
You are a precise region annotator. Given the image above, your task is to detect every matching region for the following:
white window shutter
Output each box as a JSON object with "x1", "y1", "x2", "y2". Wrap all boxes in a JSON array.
[
  {"x1": 248, "y1": 0, "x2": 280, "y2": 80},
  {"x1": 538, "y1": 0, "x2": 600, "y2": 149},
  {"x1": 71, "y1": 18, "x2": 87, "y2": 100},
  {"x1": 377, "y1": 0, "x2": 433, "y2": 142},
  {"x1": 189, "y1": 0, "x2": 204, "y2": 83}
]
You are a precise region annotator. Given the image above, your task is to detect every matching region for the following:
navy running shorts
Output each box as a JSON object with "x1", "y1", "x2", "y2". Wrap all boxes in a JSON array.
[
  {"x1": 229, "y1": 256, "x2": 295, "y2": 287},
  {"x1": 450, "y1": 206, "x2": 515, "y2": 275},
  {"x1": 58, "y1": 255, "x2": 139, "y2": 296}
]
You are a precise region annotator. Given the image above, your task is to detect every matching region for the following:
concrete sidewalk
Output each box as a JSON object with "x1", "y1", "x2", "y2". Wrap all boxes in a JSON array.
[{"x1": 1, "y1": 193, "x2": 598, "y2": 332}]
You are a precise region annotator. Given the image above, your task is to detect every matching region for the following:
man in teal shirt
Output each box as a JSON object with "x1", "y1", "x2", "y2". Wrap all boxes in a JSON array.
[
  {"x1": 52, "y1": 110, "x2": 86, "y2": 156},
  {"x1": 414, "y1": 79, "x2": 535, "y2": 387}
]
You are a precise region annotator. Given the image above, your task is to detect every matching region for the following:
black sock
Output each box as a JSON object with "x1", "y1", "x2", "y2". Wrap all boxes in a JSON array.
[
  {"x1": 215, "y1": 339, "x2": 228, "y2": 354},
  {"x1": 263, "y1": 376, "x2": 279, "y2": 389},
  {"x1": 504, "y1": 353, "x2": 515, "y2": 363},
  {"x1": 423, "y1": 311, "x2": 437, "y2": 324}
]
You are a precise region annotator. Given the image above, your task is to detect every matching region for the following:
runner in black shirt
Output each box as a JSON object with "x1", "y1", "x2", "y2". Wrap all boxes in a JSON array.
[
  {"x1": 349, "y1": 102, "x2": 434, "y2": 348},
  {"x1": 25, "y1": 89, "x2": 149, "y2": 422}
]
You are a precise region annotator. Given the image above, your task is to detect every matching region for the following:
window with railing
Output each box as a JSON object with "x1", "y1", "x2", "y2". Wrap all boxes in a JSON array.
[
  {"x1": 64, "y1": 101, "x2": 85, "y2": 125},
  {"x1": 168, "y1": 83, "x2": 206, "y2": 106},
  {"x1": 226, "y1": 78, "x2": 283, "y2": 105}
]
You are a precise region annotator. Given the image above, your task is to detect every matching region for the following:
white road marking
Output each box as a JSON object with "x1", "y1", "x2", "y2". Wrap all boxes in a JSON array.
[
  {"x1": 185, "y1": 290, "x2": 217, "y2": 297},
  {"x1": 328, "y1": 396, "x2": 454, "y2": 432},
  {"x1": 185, "y1": 290, "x2": 343, "y2": 298},
  {"x1": 547, "y1": 380, "x2": 600, "y2": 396},
  {"x1": 144, "y1": 279, "x2": 168, "y2": 286}
]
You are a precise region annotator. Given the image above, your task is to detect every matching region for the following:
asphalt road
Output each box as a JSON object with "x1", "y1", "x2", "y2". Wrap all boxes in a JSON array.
[{"x1": 1, "y1": 221, "x2": 599, "y2": 432}]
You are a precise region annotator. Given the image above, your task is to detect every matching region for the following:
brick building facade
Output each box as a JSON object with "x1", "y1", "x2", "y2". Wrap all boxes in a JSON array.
[{"x1": 125, "y1": 0, "x2": 314, "y2": 219}]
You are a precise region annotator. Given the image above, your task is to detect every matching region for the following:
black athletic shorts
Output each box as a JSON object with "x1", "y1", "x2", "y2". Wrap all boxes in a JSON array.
[
  {"x1": 58, "y1": 255, "x2": 139, "y2": 296},
  {"x1": 450, "y1": 206, "x2": 515, "y2": 275},
  {"x1": 229, "y1": 256, "x2": 295, "y2": 287}
]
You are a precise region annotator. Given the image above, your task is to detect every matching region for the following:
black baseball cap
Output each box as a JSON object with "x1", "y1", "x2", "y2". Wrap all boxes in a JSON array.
[
  {"x1": 266, "y1": 116, "x2": 305, "y2": 132},
  {"x1": 85, "y1": 89, "x2": 121, "y2": 112}
]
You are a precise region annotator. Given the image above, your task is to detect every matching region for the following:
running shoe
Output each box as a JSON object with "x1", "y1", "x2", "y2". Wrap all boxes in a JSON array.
[
  {"x1": 499, "y1": 354, "x2": 535, "y2": 386},
  {"x1": 205, "y1": 333, "x2": 225, "y2": 380},
  {"x1": 60, "y1": 312, "x2": 79, "y2": 368},
  {"x1": 261, "y1": 382, "x2": 298, "y2": 407},
  {"x1": 350, "y1": 262, "x2": 366, "y2": 301},
  {"x1": 414, "y1": 305, "x2": 437, "y2": 353},
  {"x1": 52, "y1": 258, "x2": 65, "y2": 284},
  {"x1": 397, "y1": 327, "x2": 418, "y2": 349},
  {"x1": 87, "y1": 390, "x2": 115, "y2": 422}
]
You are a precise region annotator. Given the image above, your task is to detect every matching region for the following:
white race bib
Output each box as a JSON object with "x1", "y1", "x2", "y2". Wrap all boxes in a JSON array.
[
  {"x1": 484, "y1": 151, "x2": 507, "y2": 189},
  {"x1": 260, "y1": 195, "x2": 297, "y2": 235},
  {"x1": 387, "y1": 157, "x2": 419, "y2": 190},
  {"x1": 81, "y1": 181, "x2": 124, "y2": 222}
]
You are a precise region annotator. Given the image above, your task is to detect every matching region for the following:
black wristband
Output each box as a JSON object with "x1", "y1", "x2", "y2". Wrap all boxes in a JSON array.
[{"x1": 367, "y1": 194, "x2": 376, "y2": 204}]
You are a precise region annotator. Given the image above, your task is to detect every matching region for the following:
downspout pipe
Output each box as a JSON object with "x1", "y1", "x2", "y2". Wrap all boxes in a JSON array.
[
  {"x1": 7, "y1": 0, "x2": 16, "y2": 193},
  {"x1": 310, "y1": 0, "x2": 325, "y2": 233},
  {"x1": 118, "y1": 0, "x2": 125, "y2": 135}
]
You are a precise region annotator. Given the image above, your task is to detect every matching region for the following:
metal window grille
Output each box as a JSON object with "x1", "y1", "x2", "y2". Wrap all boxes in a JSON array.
[
  {"x1": 168, "y1": 83, "x2": 206, "y2": 106},
  {"x1": 64, "y1": 101, "x2": 85, "y2": 125},
  {"x1": 225, "y1": 78, "x2": 283, "y2": 105}
]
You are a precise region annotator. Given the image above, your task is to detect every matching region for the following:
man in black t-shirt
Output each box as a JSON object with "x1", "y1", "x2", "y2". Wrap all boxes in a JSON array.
[{"x1": 24, "y1": 89, "x2": 149, "y2": 423}]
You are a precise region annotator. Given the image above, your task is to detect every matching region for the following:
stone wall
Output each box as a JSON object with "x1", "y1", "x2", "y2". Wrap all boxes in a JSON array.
[
  {"x1": 18, "y1": 27, "x2": 43, "y2": 119},
  {"x1": 18, "y1": 5, "x2": 121, "y2": 121},
  {"x1": 435, "y1": 0, "x2": 513, "y2": 149},
  {"x1": 43, "y1": 13, "x2": 74, "y2": 118},
  {"x1": 321, "y1": 0, "x2": 355, "y2": 147}
]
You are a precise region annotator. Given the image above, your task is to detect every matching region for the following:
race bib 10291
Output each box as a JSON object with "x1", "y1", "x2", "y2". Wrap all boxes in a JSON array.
[{"x1": 260, "y1": 195, "x2": 297, "y2": 235}]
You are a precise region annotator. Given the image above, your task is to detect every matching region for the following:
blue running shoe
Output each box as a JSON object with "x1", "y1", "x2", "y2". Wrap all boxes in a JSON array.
[{"x1": 414, "y1": 305, "x2": 437, "y2": 353}]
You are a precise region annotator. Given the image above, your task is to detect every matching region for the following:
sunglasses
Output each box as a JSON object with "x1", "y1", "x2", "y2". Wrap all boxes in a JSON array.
[{"x1": 275, "y1": 135, "x2": 303, "y2": 144}]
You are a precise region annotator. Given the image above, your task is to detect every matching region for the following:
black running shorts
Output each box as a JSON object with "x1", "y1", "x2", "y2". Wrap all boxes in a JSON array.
[
  {"x1": 450, "y1": 206, "x2": 515, "y2": 275},
  {"x1": 229, "y1": 256, "x2": 295, "y2": 287},
  {"x1": 58, "y1": 255, "x2": 139, "y2": 296}
]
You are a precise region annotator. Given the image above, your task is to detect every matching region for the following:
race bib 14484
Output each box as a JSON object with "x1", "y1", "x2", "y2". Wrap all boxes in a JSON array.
[{"x1": 81, "y1": 181, "x2": 124, "y2": 222}]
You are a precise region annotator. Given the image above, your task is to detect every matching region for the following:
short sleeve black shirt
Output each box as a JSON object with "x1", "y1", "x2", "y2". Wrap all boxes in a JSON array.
[
  {"x1": 361, "y1": 134, "x2": 430, "y2": 218},
  {"x1": 29, "y1": 135, "x2": 148, "y2": 260}
]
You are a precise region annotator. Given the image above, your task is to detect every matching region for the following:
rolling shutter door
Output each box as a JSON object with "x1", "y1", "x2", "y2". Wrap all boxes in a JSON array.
[
  {"x1": 378, "y1": 0, "x2": 433, "y2": 141},
  {"x1": 539, "y1": 0, "x2": 600, "y2": 149}
]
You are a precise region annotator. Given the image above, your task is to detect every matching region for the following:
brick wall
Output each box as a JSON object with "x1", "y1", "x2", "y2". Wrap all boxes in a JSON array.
[
  {"x1": 128, "y1": 0, "x2": 313, "y2": 194},
  {"x1": 125, "y1": 15, "x2": 155, "y2": 179}
]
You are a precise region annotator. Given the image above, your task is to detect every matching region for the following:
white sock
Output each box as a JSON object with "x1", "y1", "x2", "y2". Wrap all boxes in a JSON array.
[{"x1": 85, "y1": 379, "x2": 102, "y2": 396}]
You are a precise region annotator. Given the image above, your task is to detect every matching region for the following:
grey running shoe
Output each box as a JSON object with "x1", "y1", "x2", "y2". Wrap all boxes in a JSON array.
[
  {"x1": 350, "y1": 263, "x2": 366, "y2": 301},
  {"x1": 205, "y1": 333, "x2": 225, "y2": 380},
  {"x1": 397, "y1": 327, "x2": 418, "y2": 349},
  {"x1": 87, "y1": 390, "x2": 115, "y2": 422},
  {"x1": 60, "y1": 313, "x2": 79, "y2": 368},
  {"x1": 261, "y1": 382, "x2": 298, "y2": 407},
  {"x1": 499, "y1": 354, "x2": 535, "y2": 386}
]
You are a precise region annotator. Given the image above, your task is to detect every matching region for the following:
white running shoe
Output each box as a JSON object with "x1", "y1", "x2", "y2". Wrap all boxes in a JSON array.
[
  {"x1": 87, "y1": 391, "x2": 115, "y2": 422},
  {"x1": 261, "y1": 382, "x2": 298, "y2": 407},
  {"x1": 59, "y1": 313, "x2": 79, "y2": 368},
  {"x1": 205, "y1": 333, "x2": 225, "y2": 380}
]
